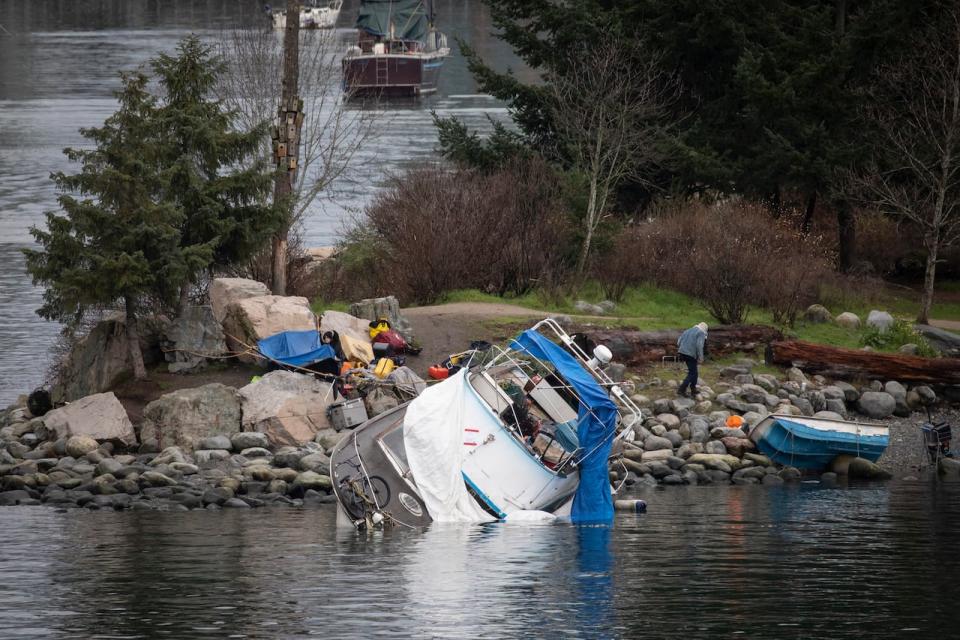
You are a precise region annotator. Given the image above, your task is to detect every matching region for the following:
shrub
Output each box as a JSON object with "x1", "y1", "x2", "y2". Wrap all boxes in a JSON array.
[
  {"x1": 593, "y1": 199, "x2": 834, "y2": 324},
  {"x1": 860, "y1": 318, "x2": 937, "y2": 357},
  {"x1": 319, "y1": 158, "x2": 572, "y2": 305}
]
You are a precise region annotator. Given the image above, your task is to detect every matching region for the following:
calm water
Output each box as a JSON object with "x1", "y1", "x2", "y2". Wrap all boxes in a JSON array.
[
  {"x1": 1, "y1": 482, "x2": 959, "y2": 638},
  {"x1": 0, "y1": 0, "x2": 523, "y2": 405}
]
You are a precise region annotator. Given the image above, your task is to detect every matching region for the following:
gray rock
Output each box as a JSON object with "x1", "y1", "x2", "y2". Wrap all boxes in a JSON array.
[
  {"x1": 791, "y1": 397, "x2": 814, "y2": 416},
  {"x1": 847, "y1": 457, "x2": 892, "y2": 480},
  {"x1": 820, "y1": 472, "x2": 839, "y2": 484},
  {"x1": 652, "y1": 399, "x2": 672, "y2": 415},
  {"x1": 779, "y1": 467, "x2": 802, "y2": 481},
  {"x1": 834, "y1": 381, "x2": 859, "y2": 403},
  {"x1": 298, "y1": 452, "x2": 331, "y2": 474},
  {"x1": 821, "y1": 386, "x2": 845, "y2": 401},
  {"x1": 857, "y1": 392, "x2": 896, "y2": 419},
  {"x1": 808, "y1": 391, "x2": 826, "y2": 413},
  {"x1": 884, "y1": 381, "x2": 907, "y2": 403},
  {"x1": 813, "y1": 411, "x2": 845, "y2": 421},
  {"x1": 787, "y1": 367, "x2": 808, "y2": 384},
  {"x1": 657, "y1": 414, "x2": 681, "y2": 429},
  {"x1": 162, "y1": 305, "x2": 227, "y2": 372},
  {"x1": 45, "y1": 394, "x2": 136, "y2": 445},
  {"x1": 835, "y1": 312, "x2": 861, "y2": 329},
  {"x1": 194, "y1": 449, "x2": 231, "y2": 465},
  {"x1": 140, "y1": 471, "x2": 176, "y2": 487},
  {"x1": 240, "y1": 447, "x2": 272, "y2": 459},
  {"x1": 761, "y1": 474, "x2": 785, "y2": 485},
  {"x1": 705, "y1": 440, "x2": 727, "y2": 455},
  {"x1": 95, "y1": 459, "x2": 124, "y2": 477},
  {"x1": 223, "y1": 497, "x2": 251, "y2": 508},
  {"x1": 705, "y1": 470, "x2": 731, "y2": 483},
  {"x1": 231, "y1": 432, "x2": 271, "y2": 451},
  {"x1": 238, "y1": 371, "x2": 335, "y2": 447},
  {"x1": 915, "y1": 324, "x2": 960, "y2": 357},
  {"x1": 643, "y1": 435, "x2": 673, "y2": 452},
  {"x1": 866, "y1": 310, "x2": 894, "y2": 332},
  {"x1": 663, "y1": 431, "x2": 684, "y2": 448},
  {"x1": 202, "y1": 487, "x2": 234, "y2": 506},
  {"x1": 348, "y1": 295, "x2": 416, "y2": 343},
  {"x1": 140, "y1": 384, "x2": 241, "y2": 452},
  {"x1": 291, "y1": 471, "x2": 332, "y2": 494},
  {"x1": 198, "y1": 435, "x2": 233, "y2": 452},
  {"x1": 804, "y1": 304, "x2": 833, "y2": 324},
  {"x1": 898, "y1": 343, "x2": 919, "y2": 355},
  {"x1": 650, "y1": 425, "x2": 668, "y2": 437},
  {"x1": 719, "y1": 366, "x2": 750, "y2": 379},
  {"x1": 915, "y1": 386, "x2": 937, "y2": 405},
  {"x1": 149, "y1": 446, "x2": 187, "y2": 467},
  {"x1": 825, "y1": 399, "x2": 847, "y2": 418},
  {"x1": 573, "y1": 300, "x2": 604, "y2": 315}
]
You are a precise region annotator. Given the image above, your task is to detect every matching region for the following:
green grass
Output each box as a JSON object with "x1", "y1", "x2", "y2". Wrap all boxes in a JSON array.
[{"x1": 313, "y1": 279, "x2": 958, "y2": 353}]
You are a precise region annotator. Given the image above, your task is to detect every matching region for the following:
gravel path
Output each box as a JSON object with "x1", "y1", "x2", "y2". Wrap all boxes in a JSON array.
[{"x1": 879, "y1": 406, "x2": 960, "y2": 476}]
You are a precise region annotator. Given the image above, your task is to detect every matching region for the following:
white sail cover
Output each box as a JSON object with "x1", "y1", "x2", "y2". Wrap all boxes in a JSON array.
[{"x1": 403, "y1": 370, "x2": 496, "y2": 523}]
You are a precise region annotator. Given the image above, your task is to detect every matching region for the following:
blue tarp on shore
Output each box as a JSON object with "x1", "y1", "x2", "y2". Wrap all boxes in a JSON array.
[{"x1": 258, "y1": 330, "x2": 335, "y2": 368}]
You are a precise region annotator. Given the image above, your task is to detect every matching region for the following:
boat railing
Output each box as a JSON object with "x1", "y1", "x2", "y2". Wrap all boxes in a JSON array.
[{"x1": 530, "y1": 318, "x2": 643, "y2": 431}]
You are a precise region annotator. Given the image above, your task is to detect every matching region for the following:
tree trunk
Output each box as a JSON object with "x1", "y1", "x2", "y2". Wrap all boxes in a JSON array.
[
  {"x1": 178, "y1": 281, "x2": 190, "y2": 315},
  {"x1": 124, "y1": 295, "x2": 147, "y2": 380},
  {"x1": 575, "y1": 177, "x2": 599, "y2": 278},
  {"x1": 836, "y1": 201, "x2": 856, "y2": 272},
  {"x1": 767, "y1": 340, "x2": 960, "y2": 384},
  {"x1": 801, "y1": 191, "x2": 817, "y2": 233},
  {"x1": 271, "y1": 0, "x2": 301, "y2": 295},
  {"x1": 918, "y1": 238, "x2": 938, "y2": 324}
]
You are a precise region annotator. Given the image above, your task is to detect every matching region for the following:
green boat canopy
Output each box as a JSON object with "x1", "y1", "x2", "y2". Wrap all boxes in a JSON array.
[{"x1": 357, "y1": 0, "x2": 428, "y2": 42}]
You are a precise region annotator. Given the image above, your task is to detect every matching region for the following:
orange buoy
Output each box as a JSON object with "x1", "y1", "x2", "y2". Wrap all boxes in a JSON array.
[
  {"x1": 726, "y1": 415, "x2": 744, "y2": 429},
  {"x1": 428, "y1": 365, "x2": 450, "y2": 380}
]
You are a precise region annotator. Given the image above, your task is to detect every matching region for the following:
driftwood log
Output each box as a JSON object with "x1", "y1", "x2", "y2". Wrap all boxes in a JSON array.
[
  {"x1": 589, "y1": 325, "x2": 783, "y2": 366},
  {"x1": 766, "y1": 340, "x2": 960, "y2": 384}
]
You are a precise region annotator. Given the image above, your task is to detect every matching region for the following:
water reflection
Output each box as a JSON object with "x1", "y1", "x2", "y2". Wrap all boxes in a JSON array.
[{"x1": 2, "y1": 484, "x2": 960, "y2": 638}]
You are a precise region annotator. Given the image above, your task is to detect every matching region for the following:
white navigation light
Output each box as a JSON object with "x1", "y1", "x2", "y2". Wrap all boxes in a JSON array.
[{"x1": 587, "y1": 344, "x2": 613, "y2": 369}]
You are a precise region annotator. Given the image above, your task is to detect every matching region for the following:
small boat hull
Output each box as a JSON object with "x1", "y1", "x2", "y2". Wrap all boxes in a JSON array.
[
  {"x1": 342, "y1": 52, "x2": 446, "y2": 97},
  {"x1": 330, "y1": 403, "x2": 433, "y2": 529},
  {"x1": 749, "y1": 414, "x2": 889, "y2": 470}
]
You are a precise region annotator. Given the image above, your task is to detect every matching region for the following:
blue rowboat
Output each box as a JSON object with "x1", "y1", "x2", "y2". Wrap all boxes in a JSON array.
[{"x1": 748, "y1": 414, "x2": 889, "y2": 470}]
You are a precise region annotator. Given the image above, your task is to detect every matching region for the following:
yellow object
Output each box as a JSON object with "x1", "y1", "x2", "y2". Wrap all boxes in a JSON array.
[
  {"x1": 340, "y1": 334, "x2": 374, "y2": 365},
  {"x1": 250, "y1": 375, "x2": 262, "y2": 384},
  {"x1": 368, "y1": 318, "x2": 391, "y2": 339},
  {"x1": 373, "y1": 357, "x2": 396, "y2": 379},
  {"x1": 726, "y1": 415, "x2": 744, "y2": 429}
]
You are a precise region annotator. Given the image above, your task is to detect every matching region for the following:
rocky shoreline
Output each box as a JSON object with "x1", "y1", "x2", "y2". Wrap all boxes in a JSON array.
[
  {"x1": 2, "y1": 278, "x2": 959, "y2": 512},
  {"x1": 611, "y1": 359, "x2": 955, "y2": 490}
]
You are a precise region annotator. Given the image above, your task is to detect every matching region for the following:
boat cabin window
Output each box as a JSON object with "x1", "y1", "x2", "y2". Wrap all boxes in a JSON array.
[{"x1": 376, "y1": 416, "x2": 411, "y2": 479}]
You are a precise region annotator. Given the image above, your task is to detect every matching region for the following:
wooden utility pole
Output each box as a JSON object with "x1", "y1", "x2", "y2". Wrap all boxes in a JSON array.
[{"x1": 271, "y1": 0, "x2": 302, "y2": 295}]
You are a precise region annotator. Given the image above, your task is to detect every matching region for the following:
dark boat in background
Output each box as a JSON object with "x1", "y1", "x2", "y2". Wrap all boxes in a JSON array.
[{"x1": 342, "y1": 0, "x2": 450, "y2": 97}]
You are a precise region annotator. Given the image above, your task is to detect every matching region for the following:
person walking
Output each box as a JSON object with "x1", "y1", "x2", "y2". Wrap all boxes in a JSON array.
[{"x1": 676, "y1": 322, "x2": 708, "y2": 397}]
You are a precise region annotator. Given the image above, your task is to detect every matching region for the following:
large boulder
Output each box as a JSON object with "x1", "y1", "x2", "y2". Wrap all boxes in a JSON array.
[
  {"x1": 804, "y1": 304, "x2": 833, "y2": 324},
  {"x1": 857, "y1": 392, "x2": 896, "y2": 419},
  {"x1": 162, "y1": 305, "x2": 227, "y2": 373},
  {"x1": 222, "y1": 295, "x2": 316, "y2": 360},
  {"x1": 915, "y1": 324, "x2": 960, "y2": 357},
  {"x1": 866, "y1": 310, "x2": 894, "y2": 333},
  {"x1": 43, "y1": 392, "x2": 135, "y2": 445},
  {"x1": 52, "y1": 315, "x2": 168, "y2": 402},
  {"x1": 209, "y1": 277, "x2": 270, "y2": 323},
  {"x1": 835, "y1": 312, "x2": 861, "y2": 329},
  {"x1": 238, "y1": 371, "x2": 334, "y2": 447},
  {"x1": 139, "y1": 384, "x2": 241, "y2": 452},
  {"x1": 348, "y1": 296, "x2": 416, "y2": 343}
]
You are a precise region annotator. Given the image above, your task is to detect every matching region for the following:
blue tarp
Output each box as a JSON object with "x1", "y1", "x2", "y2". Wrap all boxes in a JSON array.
[
  {"x1": 510, "y1": 330, "x2": 618, "y2": 524},
  {"x1": 258, "y1": 330, "x2": 335, "y2": 368}
]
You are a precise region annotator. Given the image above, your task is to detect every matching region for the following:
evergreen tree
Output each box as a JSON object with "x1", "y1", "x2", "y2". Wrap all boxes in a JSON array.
[
  {"x1": 151, "y1": 36, "x2": 280, "y2": 309},
  {"x1": 23, "y1": 72, "x2": 191, "y2": 379}
]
